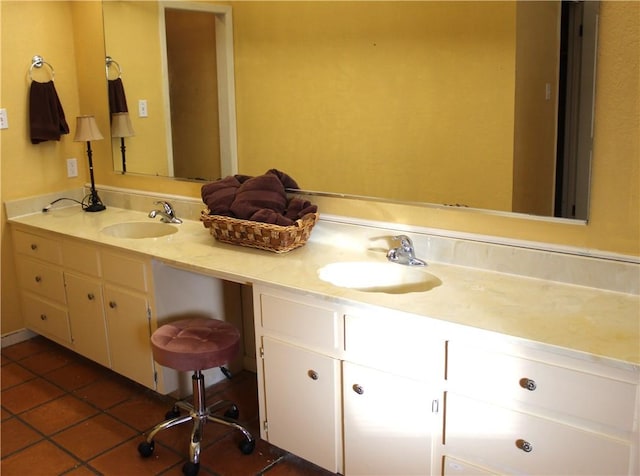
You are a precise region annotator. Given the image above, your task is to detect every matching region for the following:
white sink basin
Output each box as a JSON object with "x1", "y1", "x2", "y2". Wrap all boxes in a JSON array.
[
  {"x1": 317, "y1": 261, "x2": 441, "y2": 294},
  {"x1": 101, "y1": 222, "x2": 179, "y2": 239}
]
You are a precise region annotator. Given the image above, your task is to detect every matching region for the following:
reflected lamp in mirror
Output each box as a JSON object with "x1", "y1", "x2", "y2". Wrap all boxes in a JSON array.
[
  {"x1": 73, "y1": 115, "x2": 106, "y2": 212},
  {"x1": 111, "y1": 112, "x2": 135, "y2": 174}
]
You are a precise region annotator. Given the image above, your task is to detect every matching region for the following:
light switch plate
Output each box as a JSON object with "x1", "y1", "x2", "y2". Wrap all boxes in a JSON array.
[
  {"x1": 138, "y1": 100, "x2": 148, "y2": 118},
  {"x1": 66, "y1": 158, "x2": 78, "y2": 178},
  {"x1": 0, "y1": 108, "x2": 8, "y2": 129}
]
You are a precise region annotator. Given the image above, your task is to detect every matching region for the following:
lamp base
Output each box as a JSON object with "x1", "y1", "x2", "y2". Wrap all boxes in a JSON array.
[
  {"x1": 84, "y1": 203, "x2": 106, "y2": 213},
  {"x1": 84, "y1": 189, "x2": 106, "y2": 213}
]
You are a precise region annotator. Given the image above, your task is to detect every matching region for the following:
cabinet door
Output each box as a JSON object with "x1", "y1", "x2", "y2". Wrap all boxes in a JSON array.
[
  {"x1": 343, "y1": 362, "x2": 434, "y2": 476},
  {"x1": 65, "y1": 273, "x2": 110, "y2": 368},
  {"x1": 103, "y1": 285, "x2": 155, "y2": 389},
  {"x1": 262, "y1": 337, "x2": 341, "y2": 473}
]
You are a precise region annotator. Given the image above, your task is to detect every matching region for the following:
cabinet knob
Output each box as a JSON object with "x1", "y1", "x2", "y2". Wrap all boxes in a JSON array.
[
  {"x1": 30, "y1": 243, "x2": 38, "y2": 250},
  {"x1": 307, "y1": 370, "x2": 318, "y2": 380},
  {"x1": 109, "y1": 301, "x2": 117, "y2": 309},
  {"x1": 352, "y1": 384, "x2": 364, "y2": 395},
  {"x1": 87, "y1": 293, "x2": 95, "y2": 301},
  {"x1": 519, "y1": 378, "x2": 537, "y2": 391},
  {"x1": 516, "y1": 439, "x2": 533, "y2": 453},
  {"x1": 40, "y1": 314, "x2": 47, "y2": 321},
  {"x1": 34, "y1": 275, "x2": 42, "y2": 283}
]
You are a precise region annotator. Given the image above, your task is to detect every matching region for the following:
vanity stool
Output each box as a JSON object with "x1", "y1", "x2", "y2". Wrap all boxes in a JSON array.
[{"x1": 137, "y1": 318, "x2": 255, "y2": 476}]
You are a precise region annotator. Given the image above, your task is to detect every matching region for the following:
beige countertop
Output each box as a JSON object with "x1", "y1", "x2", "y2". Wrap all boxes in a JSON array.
[{"x1": 9, "y1": 206, "x2": 640, "y2": 366}]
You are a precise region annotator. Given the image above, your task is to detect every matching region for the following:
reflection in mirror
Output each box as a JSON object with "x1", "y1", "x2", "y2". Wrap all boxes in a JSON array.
[
  {"x1": 102, "y1": 1, "x2": 237, "y2": 179},
  {"x1": 102, "y1": 1, "x2": 598, "y2": 220}
]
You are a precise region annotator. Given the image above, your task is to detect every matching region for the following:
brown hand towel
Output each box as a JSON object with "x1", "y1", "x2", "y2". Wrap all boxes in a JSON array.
[
  {"x1": 230, "y1": 173, "x2": 287, "y2": 220},
  {"x1": 108, "y1": 78, "x2": 129, "y2": 114},
  {"x1": 29, "y1": 81, "x2": 69, "y2": 144}
]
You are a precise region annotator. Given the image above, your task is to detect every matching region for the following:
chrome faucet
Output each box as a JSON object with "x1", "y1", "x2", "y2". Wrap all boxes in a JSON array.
[
  {"x1": 148, "y1": 201, "x2": 182, "y2": 224},
  {"x1": 386, "y1": 235, "x2": 427, "y2": 266}
]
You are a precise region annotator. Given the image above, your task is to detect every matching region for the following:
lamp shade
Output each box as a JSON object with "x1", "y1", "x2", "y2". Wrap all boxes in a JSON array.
[
  {"x1": 111, "y1": 112, "x2": 135, "y2": 138},
  {"x1": 73, "y1": 115, "x2": 103, "y2": 142}
]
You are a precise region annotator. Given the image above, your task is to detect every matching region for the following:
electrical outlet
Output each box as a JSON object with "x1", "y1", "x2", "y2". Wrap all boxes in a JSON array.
[
  {"x1": 0, "y1": 108, "x2": 8, "y2": 129},
  {"x1": 66, "y1": 158, "x2": 78, "y2": 178},
  {"x1": 138, "y1": 99, "x2": 148, "y2": 118}
]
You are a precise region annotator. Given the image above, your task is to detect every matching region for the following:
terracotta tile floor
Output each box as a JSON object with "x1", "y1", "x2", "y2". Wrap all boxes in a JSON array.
[{"x1": 1, "y1": 336, "x2": 336, "y2": 476}]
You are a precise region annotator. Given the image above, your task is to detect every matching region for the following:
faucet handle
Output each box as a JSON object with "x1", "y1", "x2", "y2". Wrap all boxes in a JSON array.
[
  {"x1": 154, "y1": 200, "x2": 173, "y2": 214},
  {"x1": 393, "y1": 235, "x2": 413, "y2": 249}
]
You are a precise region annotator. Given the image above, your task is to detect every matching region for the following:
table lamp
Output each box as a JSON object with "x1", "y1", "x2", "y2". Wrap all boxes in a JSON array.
[{"x1": 73, "y1": 115, "x2": 106, "y2": 212}]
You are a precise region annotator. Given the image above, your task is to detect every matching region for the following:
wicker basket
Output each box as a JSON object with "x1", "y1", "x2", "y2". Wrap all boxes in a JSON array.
[{"x1": 200, "y1": 210, "x2": 319, "y2": 253}]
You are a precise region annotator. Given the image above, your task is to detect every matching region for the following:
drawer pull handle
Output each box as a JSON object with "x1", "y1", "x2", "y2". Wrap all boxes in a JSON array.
[
  {"x1": 352, "y1": 384, "x2": 364, "y2": 395},
  {"x1": 516, "y1": 439, "x2": 533, "y2": 453},
  {"x1": 109, "y1": 301, "x2": 117, "y2": 309},
  {"x1": 519, "y1": 378, "x2": 537, "y2": 391},
  {"x1": 34, "y1": 275, "x2": 42, "y2": 283},
  {"x1": 40, "y1": 314, "x2": 47, "y2": 321},
  {"x1": 87, "y1": 293, "x2": 95, "y2": 301},
  {"x1": 30, "y1": 244, "x2": 38, "y2": 250},
  {"x1": 307, "y1": 370, "x2": 318, "y2": 380}
]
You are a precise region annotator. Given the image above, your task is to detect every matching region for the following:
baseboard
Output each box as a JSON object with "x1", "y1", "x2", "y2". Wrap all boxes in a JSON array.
[{"x1": 1, "y1": 328, "x2": 37, "y2": 348}]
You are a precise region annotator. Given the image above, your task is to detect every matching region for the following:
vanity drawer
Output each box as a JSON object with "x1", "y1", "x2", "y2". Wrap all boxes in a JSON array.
[
  {"x1": 17, "y1": 257, "x2": 66, "y2": 304},
  {"x1": 344, "y1": 312, "x2": 444, "y2": 380},
  {"x1": 258, "y1": 292, "x2": 340, "y2": 352},
  {"x1": 101, "y1": 251, "x2": 148, "y2": 292},
  {"x1": 445, "y1": 392, "x2": 631, "y2": 476},
  {"x1": 62, "y1": 240, "x2": 101, "y2": 277},
  {"x1": 22, "y1": 294, "x2": 71, "y2": 343},
  {"x1": 446, "y1": 342, "x2": 637, "y2": 431},
  {"x1": 13, "y1": 229, "x2": 62, "y2": 265}
]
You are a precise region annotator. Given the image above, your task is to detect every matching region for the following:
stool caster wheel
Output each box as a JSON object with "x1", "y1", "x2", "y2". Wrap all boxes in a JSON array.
[
  {"x1": 240, "y1": 438, "x2": 256, "y2": 455},
  {"x1": 182, "y1": 461, "x2": 200, "y2": 476},
  {"x1": 224, "y1": 404, "x2": 239, "y2": 420},
  {"x1": 138, "y1": 440, "x2": 155, "y2": 457},
  {"x1": 165, "y1": 407, "x2": 180, "y2": 419}
]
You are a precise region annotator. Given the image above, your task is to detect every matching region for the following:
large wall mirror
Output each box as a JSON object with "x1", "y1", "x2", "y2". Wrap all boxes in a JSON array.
[{"x1": 102, "y1": 0, "x2": 599, "y2": 220}]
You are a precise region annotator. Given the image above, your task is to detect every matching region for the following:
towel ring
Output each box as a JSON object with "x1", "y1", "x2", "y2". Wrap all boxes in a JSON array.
[
  {"x1": 29, "y1": 55, "x2": 55, "y2": 81},
  {"x1": 106, "y1": 56, "x2": 122, "y2": 80}
]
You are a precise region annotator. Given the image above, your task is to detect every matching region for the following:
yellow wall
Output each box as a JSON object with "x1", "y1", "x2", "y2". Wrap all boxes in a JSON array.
[
  {"x1": 1, "y1": 1, "x2": 87, "y2": 334},
  {"x1": 233, "y1": 1, "x2": 517, "y2": 211},
  {"x1": 1, "y1": 1, "x2": 639, "y2": 335}
]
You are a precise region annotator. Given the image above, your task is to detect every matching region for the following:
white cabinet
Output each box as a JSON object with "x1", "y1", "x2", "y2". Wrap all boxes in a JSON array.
[
  {"x1": 342, "y1": 311, "x2": 444, "y2": 476},
  {"x1": 62, "y1": 239, "x2": 110, "y2": 368},
  {"x1": 342, "y1": 362, "x2": 433, "y2": 476},
  {"x1": 255, "y1": 287, "x2": 343, "y2": 472},
  {"x1": 12, "y1": 227, "x2": 159, "y2": 391},
  {"x1": 13, "y1": 229, "x2": 71, "y2": 344},
  {"x1": 253, "y1": 284, "x2": 445, "y2": 475},
  {"x1": 101, "y1": 250, "x2": 156, "y2": 389},
  {"x1": 262, "y1": 337, "x2": 341, "y2": 472},
  {"x1": 442, "y1": 340, "x2": 639, "y2": 475},
  {"x1": 65, "y1": 273, "x2": 109, "y2": 367}
]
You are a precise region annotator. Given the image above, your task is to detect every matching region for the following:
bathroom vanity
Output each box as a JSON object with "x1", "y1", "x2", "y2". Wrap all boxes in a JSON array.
[{"x1": 7, "y1": 200, "x2": 639, "y2": 476}]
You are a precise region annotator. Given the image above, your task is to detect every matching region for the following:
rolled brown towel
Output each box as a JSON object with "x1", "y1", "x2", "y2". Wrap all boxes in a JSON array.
[
  {"x1": 250, "y1": 209, "x2": 294, "y2": 226},
  {"x1": 201, "y1": 175, "x2": 241, "y2": 216},
  {"x1": 285, "y1": 197, "x2": 318, "y2": 221},
  {"x1": 230, "y1": 173, "x2": 287, "y2": 220},
  {"x1": 267, "y1": 169, "x2": 300, "y2": 190}
]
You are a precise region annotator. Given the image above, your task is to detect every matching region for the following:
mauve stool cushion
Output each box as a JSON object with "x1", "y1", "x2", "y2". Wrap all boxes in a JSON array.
[{"x1": 151, "y1": 318, "x2": 240, "y2": 372}]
